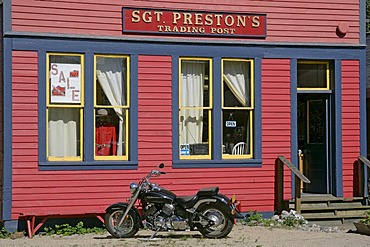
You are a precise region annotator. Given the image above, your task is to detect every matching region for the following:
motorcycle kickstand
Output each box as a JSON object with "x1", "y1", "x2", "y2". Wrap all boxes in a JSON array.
[{"x1": 149, "y1": 225, "x2": 163, "y2": 240}]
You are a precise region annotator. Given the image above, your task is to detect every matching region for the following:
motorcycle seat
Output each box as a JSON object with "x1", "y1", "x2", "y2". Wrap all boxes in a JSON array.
[
  {"x1": 197, "y1": 186, "x2": 219, "y2": 197},
  {"x1": 175, "y1": 187, "x2": 219, "y2": 209}
]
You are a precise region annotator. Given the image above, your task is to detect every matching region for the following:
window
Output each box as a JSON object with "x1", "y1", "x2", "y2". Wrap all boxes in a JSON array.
[
  {"x1": 178, "y1": 57, "x2": 254, "y2": 161},
  {"x1": 179, "y1": 58, "x2": 212, "y2": 159},
  {"x1": 46, "y1": 53, "x2": 84, "y2": 161},
  {"x1": 94, "y1": 55, "x2": 130, "y2": 160},
  {"x1": 222, "y1": 59, "x2": 253, "y2": 159},
  {"x1": 297, "y1": 61, "x2": 330, "y2": 90}
]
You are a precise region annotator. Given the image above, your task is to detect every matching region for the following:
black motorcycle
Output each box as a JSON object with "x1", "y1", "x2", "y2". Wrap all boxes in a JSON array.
[{"x1": 104, "y1": 163, "x2": 244, "y2": 239}]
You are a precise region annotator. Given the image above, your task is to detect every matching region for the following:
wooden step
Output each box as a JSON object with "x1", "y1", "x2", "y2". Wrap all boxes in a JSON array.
[
  {"x1": 302, "y1": 213, "x2": 366, "y2": 220},
  {"x1": 287, "y1": 195, "x2": 369, "y2": 223},
  {"x1": 298, "y1": 206, "x2": 370, "y2": 212}
]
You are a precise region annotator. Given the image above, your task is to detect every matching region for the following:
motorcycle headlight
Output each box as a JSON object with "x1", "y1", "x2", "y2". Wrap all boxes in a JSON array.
[{"x1": 129, "y1": 182, "x2": 139, "y2": 194}]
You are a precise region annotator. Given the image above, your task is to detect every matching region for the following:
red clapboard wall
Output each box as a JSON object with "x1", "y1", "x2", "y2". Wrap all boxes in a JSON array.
[
  {"x1": 261, "y1": 59, "x2": 292, "y2": 201},
  {"x1": 11, "y1": 0, "x2": 359, "y2": 44},
  {"x1": 342, "y1": 60, "x2": 361, "y2": 198},
  {"x1": 11, "y1": 53, "x2": 295, "y2": 217},
  {"x1": 10, "y1": 52, "x2": 164, "y2": 218}
]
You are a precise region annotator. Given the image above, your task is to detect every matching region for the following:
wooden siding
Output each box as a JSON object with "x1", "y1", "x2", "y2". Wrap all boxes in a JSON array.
[
  {"x1": 10, "y1": 53, "x2": 281, "y2": 217},
  {"x1": 342, "y1": 60, "x2": 361, "y2": 198},
  {"x1": 136, "y1": 55, "x2": 273, "y2": 212},
  {"x1": 11, "y1": 53, "x2": 177, "y2": 218},
  {"x1": 261, "y1": 59, "x2": 292, "y2": 201},
  {"x1": 11, "y1": 0, "x2": 359, "y2": 44},
  {"x1": 137, "y1": 55, "x2": 173, "y2": 166}
]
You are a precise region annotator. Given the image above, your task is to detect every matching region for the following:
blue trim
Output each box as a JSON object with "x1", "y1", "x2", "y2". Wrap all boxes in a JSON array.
[
  {"x1": 38, "y1": 52, "x2": 46, "y2": 161},
  {"x1": 360, "y1": 0, "x2": 366, "y2": 44},
  {"x1": 297, "y1": 90, "x2": 332, "y2": 94},
  {"x1": 4, "y1": 220, "x2": 18, "y2": 233},
  {"x1": 130, "y1": 55, "x2": 139, "y2": 162},
  {"x1": 84, "y1": 52, "x2": 95, "y2": 162},
  {"x1": 334, "y1": 59, "x2": 343, "y2": 197},
  {"x1": 360, "y1": 52, "x2": 368, "y2": 198},
  {"x1": 3, "y1": 38, "x2": 12, "y2": 221},
  {"x1": 254, "y1": 58, "x2": 262, "y2": 159},
  {"x1": 212, "y1": 57, "x2": 222, "y2": 161},
  {"x1": 173, "y1": 159, "x2": 263, "y2": 169},
  {"x1": 171, "y1": 56, "x2": 179, "y2": 162},
  {"x1": 11, "y1": 37, "x2": 364, "y2": 60},
  {"x1": 3, "y1": 0, "x2": 12, "y2": 33},
  {"x1": 290, "y1": 58, "x2": 298, "y2": 198},
  {"x1": 39, "y1": 161, "x2": 138, "y2": 171}
]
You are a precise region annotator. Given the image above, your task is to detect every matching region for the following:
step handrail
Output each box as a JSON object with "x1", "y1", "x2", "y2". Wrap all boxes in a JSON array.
[
  {"x1": 357, "y1": 155, "x2": 370, "y2": 200},
  {"x1": 276, "y1": 155, "x2": 311, "y2": 214}
]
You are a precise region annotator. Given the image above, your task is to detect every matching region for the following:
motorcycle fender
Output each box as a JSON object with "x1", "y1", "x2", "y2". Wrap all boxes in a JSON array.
[
  {"x1": 197, "y1": 194, "x2": 242, "y2": 220},
  {"x1": 105, "y1": 202, "x2": 130, "y2": 212},
  {"x1": 105, "y1": 202, "x2": 143, "y2": 227}
]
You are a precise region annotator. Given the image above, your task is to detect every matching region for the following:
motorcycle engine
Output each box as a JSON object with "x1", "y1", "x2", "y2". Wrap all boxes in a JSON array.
[{"x1": 144, "y1": 203, "x2": 189, "y2": 231}]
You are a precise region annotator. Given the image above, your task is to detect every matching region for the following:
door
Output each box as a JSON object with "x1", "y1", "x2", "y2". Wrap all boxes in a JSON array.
[{"x1": 298, "y1": 94, "x2": 330, "y2": 194}]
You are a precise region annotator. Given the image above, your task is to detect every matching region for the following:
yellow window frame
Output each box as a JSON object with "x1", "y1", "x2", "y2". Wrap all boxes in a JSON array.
[
  {"x1": 221, "y1": 58, "x2": 254, "y2": 159},
  {"x1": 46, "y1": 53, "x2": 84, "y2": 161},
  {"x1": 297, "y1": 61, "x2": 330, "y2": 91},
  {"x1": 94, "y1": 54, "x2": 130, "y2": 161},
  {"x1": 179, "y1": 57, "x2": 212, "y2": 160}
]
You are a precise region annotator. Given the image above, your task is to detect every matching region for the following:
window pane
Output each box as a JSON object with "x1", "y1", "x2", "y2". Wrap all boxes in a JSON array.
[
  {"x1": 297, "y1": 63, "x2": 327, "y2": 88},
  {"x1": 179, "y1": 109, "x2": 209, "y2": 156},
  {"x1": 48, "y1": 108, "x2": 81, "y2": 158},
  {"x1": 95, "y1": 108, "x2": 127, "y2": 157},
  {"x1": 96, "y1": 57, "x2": 127, "y2": 106},
  {"x1": 223, "y1": 60, "x2": 251, "y2": 107},
  {"x1": 95, "y1": 56, "x2": 129, "y2": 159},
  {"x1": 222, "y1": 110, "x2": 250, "y2": 155},
  {"x1": 49, "y1": 55, "x2": 81, "y2": 105},
  {"x1": 180, "y1": 60, "x2": 210, "y2": 107}
]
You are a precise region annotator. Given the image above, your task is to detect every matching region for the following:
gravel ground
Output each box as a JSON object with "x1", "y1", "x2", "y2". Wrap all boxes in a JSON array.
[{"x1": 0, "y1": 223, "x2": 369, "y2": 247}]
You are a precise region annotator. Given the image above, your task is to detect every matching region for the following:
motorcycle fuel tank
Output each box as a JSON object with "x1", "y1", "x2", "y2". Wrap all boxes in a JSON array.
[{"x1": 145, "y1": 188, "x2": 176, "y2": 204}]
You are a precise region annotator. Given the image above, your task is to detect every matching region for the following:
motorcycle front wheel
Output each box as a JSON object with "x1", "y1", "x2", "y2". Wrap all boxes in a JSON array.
[
  {"x1": 104, "y1": 208, "x2": 139, "y2": 238},
  {"x1": 197, "y1": 203, "x2": 234, "y2": 239}
]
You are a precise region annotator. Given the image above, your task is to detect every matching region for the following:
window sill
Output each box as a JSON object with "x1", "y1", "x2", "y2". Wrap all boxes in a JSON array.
[
  {"x1": 172, "y1": 159, "x2": 262, "y2": 169},
  {"x1": 38, "y1": 161, "x2": 138, "y2": 171}
]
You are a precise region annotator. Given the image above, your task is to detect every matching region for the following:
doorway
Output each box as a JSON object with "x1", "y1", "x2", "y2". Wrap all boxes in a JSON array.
[{"x1": 298, "y1": 94, "x2": 332, "y2": 194}]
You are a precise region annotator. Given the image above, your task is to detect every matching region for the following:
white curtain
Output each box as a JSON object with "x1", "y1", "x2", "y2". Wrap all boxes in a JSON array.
[
  {"x1": 48, "y1": 108, "x2": 79, "y2": 157},
  {"x1": 223, "y1": 61, "x2": 250, "y2": 107},
  {"x1": 180, "y1": 62, "x2": 205, "y2": 144},
  {"x1": 96, "y1": 58, "x2": 125, "y2": 155}
]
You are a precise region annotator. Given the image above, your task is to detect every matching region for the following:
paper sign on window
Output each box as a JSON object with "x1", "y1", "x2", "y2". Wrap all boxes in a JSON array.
[
  {"x1": 50, "y1": 63, "x2": 81, "y2": 103},
  {"x1": 226, "y1": 121, "x2": 237, "y2": 127},
  {"x1": 180, "y1": 144, "x2": 190, "y2": 156}
]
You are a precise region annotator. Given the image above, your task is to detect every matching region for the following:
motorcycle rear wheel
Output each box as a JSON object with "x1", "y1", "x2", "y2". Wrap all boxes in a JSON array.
[
  {"x1": 197, "y1": 203, "x2": 234, "y2": 238},
  {"x1": 104, "y1": 209, "x2": 139, "y2": 238}
]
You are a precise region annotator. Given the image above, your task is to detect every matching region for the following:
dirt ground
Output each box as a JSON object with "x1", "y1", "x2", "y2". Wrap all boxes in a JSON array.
[{"x1": 0, "y1": 223, "x2": 369, "y2": 247}]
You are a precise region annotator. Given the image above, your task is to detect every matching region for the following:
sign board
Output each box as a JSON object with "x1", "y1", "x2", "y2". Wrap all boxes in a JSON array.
[
  {"x1": 180, "y1": 144, "x2": 190, "y2": 156},
  {"x1": 122, "y1": 7, "x2": 266, "y2": 38},
  {"x1": 50, "y1": 63, "x2": 81, "y2": 104},
  {"x1": 226, "y1": 121, "x2": 237, "y2": 128}
]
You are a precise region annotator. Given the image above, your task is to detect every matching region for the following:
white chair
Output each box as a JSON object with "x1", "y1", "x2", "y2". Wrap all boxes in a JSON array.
[{"x1": 232, "y1": 142, "x2": 246, "y2": 155}]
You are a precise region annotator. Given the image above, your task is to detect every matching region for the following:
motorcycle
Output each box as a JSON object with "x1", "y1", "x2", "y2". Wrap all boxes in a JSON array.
[{"x1": 104, "y1": 163, "x2": 244, "y2": 239}]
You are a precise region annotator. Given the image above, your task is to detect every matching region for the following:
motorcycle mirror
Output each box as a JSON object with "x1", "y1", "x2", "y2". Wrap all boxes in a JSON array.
[{"x1": 159, "y1": 163, "x2": 165, "y2": 169}]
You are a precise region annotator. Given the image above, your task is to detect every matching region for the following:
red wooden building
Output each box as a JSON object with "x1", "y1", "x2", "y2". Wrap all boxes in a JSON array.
[{"x1": 0, "y1": 0, "x2": 367, "y2": 232}]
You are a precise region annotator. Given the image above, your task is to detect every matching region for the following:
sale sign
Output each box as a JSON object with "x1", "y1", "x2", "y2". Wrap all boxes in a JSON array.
[{"x1": 50, "y1": 63, "x2": 81, "y2": 104}]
